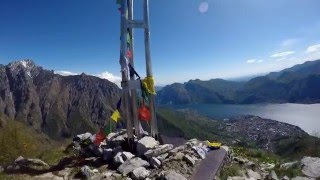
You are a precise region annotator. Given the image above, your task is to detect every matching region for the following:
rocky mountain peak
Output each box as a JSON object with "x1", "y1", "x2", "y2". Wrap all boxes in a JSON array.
[{"x1": 7, "y1": 59, "x2": 41, "y2": 78}]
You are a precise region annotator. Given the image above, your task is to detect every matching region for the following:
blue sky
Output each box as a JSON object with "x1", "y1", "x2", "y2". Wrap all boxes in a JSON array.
[{"x1": 1, "y1": 0, "x2": 320, "y2": 86}]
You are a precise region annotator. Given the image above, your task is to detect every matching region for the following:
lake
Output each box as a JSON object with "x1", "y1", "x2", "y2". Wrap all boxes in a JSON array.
[{"x1": 170, "y1": 103, "x2": 320, "y2": 134}]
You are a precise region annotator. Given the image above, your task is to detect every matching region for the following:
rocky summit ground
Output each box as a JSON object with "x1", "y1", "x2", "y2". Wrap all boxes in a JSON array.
[{"x1": 1, "y1": 129, "x2": 225, "y2": 180}]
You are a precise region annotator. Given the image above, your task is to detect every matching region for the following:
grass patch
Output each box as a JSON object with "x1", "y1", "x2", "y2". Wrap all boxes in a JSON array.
[
  {"x1": 274, "y1": 163, "x2": 302, "y2": 178},
  {"x1": 0, "y1": 119, "x2": 71, "y2": 167},
  {"x1": 233, "y1": 146, "x2": 281, "y2": 164},
  {"x1": 219, "y1": 164, "x2": 241, "y2": 180}
]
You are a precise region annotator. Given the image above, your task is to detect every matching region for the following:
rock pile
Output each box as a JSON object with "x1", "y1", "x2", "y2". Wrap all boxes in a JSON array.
[
  {"x1": 2, "y1": 129, "x2": 217, "y2": 179},
  {"x1": 66, "y1": 130, "x2": 211, "y2": 179},
  {"x1": 225, "y1": 148, "x2": 320, "y2": 180}
]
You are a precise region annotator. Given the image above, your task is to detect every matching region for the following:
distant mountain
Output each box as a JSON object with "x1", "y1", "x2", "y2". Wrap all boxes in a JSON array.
[
  {"x1": 0, "y1": 60, "x2": 121, "y2": 139},
  {"x1": 157, "y1": 60, "x2": 320, "y2": 104}
]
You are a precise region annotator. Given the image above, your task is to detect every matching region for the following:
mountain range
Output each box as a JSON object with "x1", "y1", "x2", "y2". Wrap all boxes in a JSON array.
[
  {"x1": 157, "y1": 60, "x2": 320, "y2": 104},
  {"x1": 0, "y1": 60, "x2": 121, "y2": 139}
]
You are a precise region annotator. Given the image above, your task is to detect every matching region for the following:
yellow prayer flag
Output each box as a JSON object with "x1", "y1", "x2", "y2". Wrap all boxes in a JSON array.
[
  {"x1": 142, "y1": 76, "x2": 156, "y2": 95},
  {"x1": 111, "y1": 110, "x2": 121, "y2": 122}
]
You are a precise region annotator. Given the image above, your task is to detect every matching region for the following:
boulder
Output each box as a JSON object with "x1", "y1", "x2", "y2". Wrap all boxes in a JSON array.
[
  {"x1": 185, "y1": 139, "x2": 202, "y2": 147},
  {"x1": 136, "y1": 136, "x2": 159, "y2": 156},
  {"x1": 192, "y1": 146, "x2": 207, "y2": 159},
  {"x1": 260, "y1": 163, "x2": 275, "y2": 170},
  {"x1": 13, "y1": 156, "x2": 50, "y2": 171},
  {"x1": 157, "y1": 153, "x2": 169, "y2": 162},
  {"x1": 169, "y1": 145, "x2": 185, "y2": 155},
  {"x1": 103, "y1": 148, "x2": 113, "y2": 161},
  {"x1": 246, "y1": 161, "x2": 255, "y2": 168},
  {"x1": 301, "y1": 156, "x2": 320, "y2": 178},
  {"x1": 81, "y1": 165, "x2": 96, "y2": 179},
  {"x1": 110, "y1": 133, "x2": 127, "y2": 147},
  {"x1": 270, "y1": 170, "x2": 279, "y2": 180},
  {"x1": 281, "y1": 176, "x2": 290, "y2": 180},
  {"x1": 150, "y1": 157, "x2": 161, "y2": 168},
  {"x1": 162, "y1": 170, "x2": 187, "y2": 180},
  {"x1": 173, "y1": 152, "x2": 185, "y2": 160},
  {"x1": 183, "y1": 155, "x2": 195, "y2": 166},
  {"x1": 0, "y1": 166, "x2": 3, "y2": 173},
  {"x1": 107, "y1": 132, "x2": 117, "y2": 140},
  {"x1": 246, "y1": 169, "x2": 261, "y2": 179},
  {"x1": 118, "y1": 157, "x2": 150, "y2": 175},
  {"x1": 280, "y1": 161, "x2": 298, "y2": 170},
  {"x1": 113, "y1": 152, "x2": 125, "y2": 165},
  {"x1": 144, "y1": 144, "x2": 173, "y2": 159},
  {"x1": 122, "y1": 152, "x2": 135, "y2": 161},
  {"x1": 131, "y1": 167, "x2": 150, "y2": 180}
]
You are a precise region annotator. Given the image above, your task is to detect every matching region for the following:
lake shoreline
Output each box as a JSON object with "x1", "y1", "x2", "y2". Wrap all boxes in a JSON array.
[{"x1": 164, "y1": 103, "x2": 320, "y2": 135}]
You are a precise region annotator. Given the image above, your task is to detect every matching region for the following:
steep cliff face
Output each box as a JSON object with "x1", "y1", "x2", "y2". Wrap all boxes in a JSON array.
[{"x1": 0, "y1": 60, "x2": 121, "y2": 139}]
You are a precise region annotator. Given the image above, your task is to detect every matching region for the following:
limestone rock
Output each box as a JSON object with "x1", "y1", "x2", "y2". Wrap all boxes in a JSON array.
[
  {"x1": 301, "y1": 156, "x2": 320, "y2": 178},
  {"x1": 150, "y1": 157, "x2": 161, "y2": 168},
  {"x1": 183, "y1": 154, "x2": 195, "y2": 166},
  {"x1": 136, "y1": 136, "x2": 159, "y2": 156},
  {"x1": 131, "y1": 167, "x2": 150, "y2": 180},
  {"x1": 246, "y1": 169, "x2": 261, "y2": 179},
  {"x1": 281, "y1": 176, "x2": 290, "y2": 180},
  {"x1": 246, "y1": 161, "x2": 255, "y2": 168},
  {"x1": 118, "y1": 157, "x2": 150, "y2": 175},
  {"x1": 157, "y1": 153, "x2": 169, "y2": 162},
  {"x1": 261, "y1": 163, "x2": 275, "y2": 170},
  {"x1": 173, "y1": 152, "x2": 184, "y2": 160},
  {"x1": 280, "y1": 161, "x2": 298, "y2": 170},
  {"x1": 113, "y1": 152, "x2": 125, "y2": 165},
  {"x1": 122, "y1": 151, "x2": 135, "y2": 161},
  {"x1": 144, "y1": 144, "x2": 173, "y2": 159},
  {"x1": 13, "y1": 156, "x2": 50, "y2": 171},
  {"x1": 162, "y1": 170, "x2": 187, "y2": 180},
  {"x1": 169, "y1": 145, "x2": 184, "y2": 155},
  {"x1": 81, "y1": 165, "x2": 96, "y2": 179},
  {"x1": 270, "y1": 170, "x2": 279, "y2": 180}
]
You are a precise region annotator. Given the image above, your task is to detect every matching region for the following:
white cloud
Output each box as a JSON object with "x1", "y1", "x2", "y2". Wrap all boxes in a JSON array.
[
  {"x1": 97, "y1": 71, "x2": 122, "y2": 87},
  {"x1": 199, "y1": 2, "x2": 209, "y2": 13},
  {"x1": 281, "y1": 38, "x2": 300, "y2": 47},
  {"x1": 306, "y1": 44, "x2": 320, "y2": 53},
  {"x1": 270, "y1": 51, "x2": 295, "y2": 58},
  {"x1": 257, "y1": 59, "x2": 264, "y2": 63},
  {"x1": 246, "y1": 59, "x2": 256, "y2": 63},
  {"x1": 55, "y1": 70, "x2": 122, "y2": 87},
  {"x1": 54, "y1": 70, "x2": 78, "y2": 76}
]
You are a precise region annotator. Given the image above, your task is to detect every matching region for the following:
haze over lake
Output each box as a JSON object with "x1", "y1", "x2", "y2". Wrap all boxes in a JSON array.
[{"x1": 171, "y1": 103, "x2": 320, "y2": 134}]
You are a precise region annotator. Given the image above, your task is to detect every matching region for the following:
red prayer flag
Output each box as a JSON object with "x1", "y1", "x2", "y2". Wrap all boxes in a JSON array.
[
  {"x1": 94, "y1": 128, "x2": 106, "y2": 145},
  {"x1": 138, "y1": 104, "x2": 151, "y2": 122}
]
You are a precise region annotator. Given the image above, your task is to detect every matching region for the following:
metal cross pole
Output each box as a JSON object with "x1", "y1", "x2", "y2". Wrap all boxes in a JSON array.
[
  {"x1": 127, "y1": 0, "x2": 141, "y2": 139},
  {"x1": 143, "y1": 0, "x2": 158, "y2": 138},
  {"x1": 119, "y1": 0, "x2": 134, "y2": 147}
]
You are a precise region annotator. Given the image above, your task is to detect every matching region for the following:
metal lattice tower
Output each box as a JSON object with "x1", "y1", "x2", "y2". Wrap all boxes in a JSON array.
[{"x1": 119, "y1": 0, "x2": 158, "y2": 146}]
